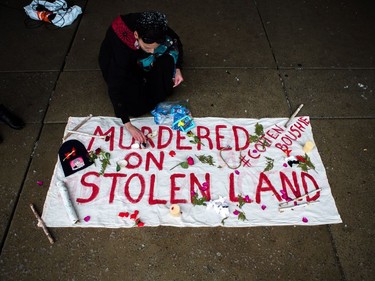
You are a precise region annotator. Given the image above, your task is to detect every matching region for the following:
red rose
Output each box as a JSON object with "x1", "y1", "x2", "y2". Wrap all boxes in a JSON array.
[
  {"x1": 187, "y1": 156, "x2": 194, "y2": 165},
  {"x1": 296, "y1": 156, "x2": 306, "y2": 163}
]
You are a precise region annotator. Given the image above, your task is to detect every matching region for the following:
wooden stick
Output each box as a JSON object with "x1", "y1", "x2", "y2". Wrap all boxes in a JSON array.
[
  {"x1": 285, "y1": 104, "x2": 304, "y2": 128},
  {"x1": 279, "y1": 188, "x2": 322, "y2": 208},
  {"x1": 279, "y1": 201, "x2": 320, "y2": 212},
  {"x1": 66, "y1": 130, "x2": 107, "y2": 139},
  {"x1": 30, "y1": 204, "x2": 54, "y2": 244},
  {"x1": 291, "y1": 188, "x2": 322, "y2": 203},
  {"x1": 62, "y1": 148, "x2": 76, "y2": 162},
  {"x1": 63, "y1": 114, "x2": 93, "y2": 140}
]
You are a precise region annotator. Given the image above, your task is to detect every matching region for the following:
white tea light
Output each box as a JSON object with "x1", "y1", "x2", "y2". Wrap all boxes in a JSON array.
[
  {"x1": 131, "y1": 143, "x2": 140, "y2": 149},
  {"x1": 169, "y1": 204, "x2": 181, "y2": 217},
  {"x1": 147, "y1": 131, "x2": 158, "y2": 138},
  {"x1": 117, "y1": 159, "x2": 128, "y2": 169},
  {"x1": 303, "y1": 141, "x2": 315, "y2": 153}
]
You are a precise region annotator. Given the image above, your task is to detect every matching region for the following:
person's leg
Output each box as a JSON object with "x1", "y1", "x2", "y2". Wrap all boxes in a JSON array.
[
  {"x1": 0, "y1": 104, "x2": 25, "y2": 129},
  {"x1": 108, "y1": 79, "x2": 149, "y2": 121},
  {"x1": 107, "y1": 55, "x2": 175, "y2": 121},
  {"x1": 144, "y1": 54, "x2": 175, "y2": 106},
  {"x1": 118, "y1": 54, "x2": 175, "y2": 118}
]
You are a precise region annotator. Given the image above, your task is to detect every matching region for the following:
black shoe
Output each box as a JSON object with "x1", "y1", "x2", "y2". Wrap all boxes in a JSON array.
[{"x1": 0, "y1": 104, "x2": 25, "y2": 130}]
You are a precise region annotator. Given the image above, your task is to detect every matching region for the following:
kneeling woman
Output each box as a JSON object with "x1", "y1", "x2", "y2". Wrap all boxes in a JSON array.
[{"x1": 99, "y1": 11, "x2": 184, "y2": 143}]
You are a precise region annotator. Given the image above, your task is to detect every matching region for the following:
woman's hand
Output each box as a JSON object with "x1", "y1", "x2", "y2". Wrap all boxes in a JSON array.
[
  {"x1": 125, "y1": 122, "x2": 147, "y2": 144},
  {"x1": 173, "y1": 68, "x2": 184, "y2": 87}
]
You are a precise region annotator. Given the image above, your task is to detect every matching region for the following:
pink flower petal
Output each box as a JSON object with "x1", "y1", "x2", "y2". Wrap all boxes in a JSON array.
[
  {"x1": 118, "y1": 212, "x2": 129, "y2": 218},
  {"x1": 261, "y1": 205, "x2": 267, "y2": 210},
  {"x1": 84, "y1": 216, "x2": 91, "y2": 222},
  {"x1": 234, "y1": 170, "x2": 240, "y2": 175},
  {"x1": 130, "y1": 213, "x2": 137, "y2": 220},
  {"x1": 302, "y1": 217, "x2": 308, "y2": 223},
  {"x1": 37, "y1": 181, "x2": 43, "y2": 186},
  {"x1": 200, "y1": 182, "x2": 208, "y2": 191},
  {"x1": 244, "y1": 195, "x2": 252, "y2": 203},
  {"x1": 281, "y1": 191, "x2": 293, "y2": 202},
  {"x1": 233, "y1": 210, "x2": 240, "y2": 215},
  {"x1": 283, "y1": 163, "x2": 288, "y2": 167}
]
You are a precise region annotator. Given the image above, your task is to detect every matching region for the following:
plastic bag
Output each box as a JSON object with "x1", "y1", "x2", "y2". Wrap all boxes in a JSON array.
[
  {"x1": 151, "y1": 101, "x2": 196, "y2": 132},
  {"x1": 171, "y1": 114, "x2": 195, "y2": 132},
  {"x1": 24, "y1": 0, "x2": 82, "y2": 28}
]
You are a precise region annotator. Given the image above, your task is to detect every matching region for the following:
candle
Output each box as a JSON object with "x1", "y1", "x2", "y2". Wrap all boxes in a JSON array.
[
  {"x1": 169, "y1": 204, "x2": 181, "y2": 217},
  {"x1": 117, "y1": 159, "x2": 128, "y2": 168},
  {"x1": 131, "y1": 143, "x2": 140, "y2": 149},
  {"x1": 57, "y1": 181, "x2": 79, "y2": 224},
  {"x1": 285, "y1": 104, "x2": 304, "y2": 128},
  {"x1": 147, "y1": 131, "x2": 158, "y2": 139},
  {"x1": 303, "y1": 141, "x2": 315, "y2": 153}
]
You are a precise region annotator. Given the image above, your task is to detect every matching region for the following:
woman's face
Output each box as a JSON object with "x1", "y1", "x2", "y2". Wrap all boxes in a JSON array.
[
  {"x1": 138, "y1": 38, "x2": 160, "y2": 54},
  {"x1": 134, "y1": 31, "x2": 160, "y2": 54}
]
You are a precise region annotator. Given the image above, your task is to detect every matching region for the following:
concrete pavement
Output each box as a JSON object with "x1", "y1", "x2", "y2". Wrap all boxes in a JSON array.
[{"x1": 0, "y1": 0, "x2": 374, "y2": 280}]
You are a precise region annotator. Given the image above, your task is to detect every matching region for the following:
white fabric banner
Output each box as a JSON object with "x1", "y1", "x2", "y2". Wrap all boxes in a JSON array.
[{"x1": 42, "y1": 116, "x2": 342, "y2": 227}]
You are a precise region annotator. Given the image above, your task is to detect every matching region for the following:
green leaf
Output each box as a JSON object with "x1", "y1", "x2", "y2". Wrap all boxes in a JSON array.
[
  {"x1": 238, "y1": 211, "x2": 247, "y2": 221},
  {"x1": 180, "y1": 162, "x2": 189, "y2": 169},
  {"x1": 249, "y1": 135, "x2": 259, "y2": 143},
  {"x1": 187, "y1": 132, "x2": 204, "y2": 146},
  {"x1": 299, "y1": 163, "x2": 308, "y2": 172},
  {"x1": 116, "y1": 164, "x2": 121, "y2": 172},
  {"x1": 238, "y1": 194, "x2": 245, "y2": 208},
  {"x1": 255, "y1": 123, "x2": 264, "y2": 136},
  {"x1": 192, "y1": 194, "x2": 207, "y2": 206},
  {"x1": 196, "y1": 154, "x2": 215, "y2": 166},
  {"x1": 298, "y1": 154, "x2": 315, "y2": 172},
  {"x1": 305, "y1": 154, "x2": 316, "y2": 170},
  {"x1": 264, "y1": 157, "x2": 274, "y2": 172}
]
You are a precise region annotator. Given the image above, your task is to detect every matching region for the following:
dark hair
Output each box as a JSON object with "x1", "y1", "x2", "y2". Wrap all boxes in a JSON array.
[{"x1": 136, "y1": 11, "x2": 168, "y2": 43}]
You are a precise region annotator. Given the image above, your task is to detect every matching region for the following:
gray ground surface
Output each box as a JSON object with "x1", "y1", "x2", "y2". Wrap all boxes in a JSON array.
[{"x1": 0, "y1": 0, "x2": 374, "y2": 280}]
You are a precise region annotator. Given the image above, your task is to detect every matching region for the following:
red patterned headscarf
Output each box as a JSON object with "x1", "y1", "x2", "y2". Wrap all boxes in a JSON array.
[{"x1": 111, "y1": 16, "x2": 138, "y2": 50}]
